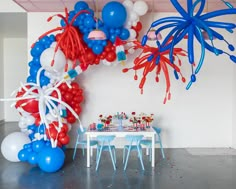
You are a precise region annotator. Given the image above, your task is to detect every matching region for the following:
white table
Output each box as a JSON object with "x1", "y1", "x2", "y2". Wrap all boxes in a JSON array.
[{"x1": 86, "y1": 126, "x2": 156, "y2": 168}]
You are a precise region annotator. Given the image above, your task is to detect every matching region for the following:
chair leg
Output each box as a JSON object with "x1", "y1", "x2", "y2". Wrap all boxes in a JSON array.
[
  {"x1": 146, "y1": 147, "x2": 149, "y2": 155},
  {"x1": 159, "y1": 141, "x2": 165, "y2": 159},
  {"x1": 113, "y1": 148, "x2": 116, "y2": 164},
  {"x1": 123, "y1": 148, "x2": 126, "y2": 164},
  {"x1": 149, "y1": 147, "x2": 152, "y2": 162},
  {"x1": 108, "y1": 146, "x2": 116, "y2": 171},
  {"x1": 91, "y1": 147, "x2": 93, "y2": 157},
  {"x1": 124, "y1": 147, "x2": 131, "y2": 170},
  {"x1": 72, "y1": 143, "x2": 78, "y2": 160},
  {"x1": 137, "y1": 146, "x2": 145, "y2": 170},
  {"x1": 82, "y1": 144, "x2": 85, "y2": 156},
  {"x1": 96, "y1": 146, "x2": 103, "y2": 171}
]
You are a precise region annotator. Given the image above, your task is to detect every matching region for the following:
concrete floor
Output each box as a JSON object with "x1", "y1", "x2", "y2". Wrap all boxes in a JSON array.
[{"x1": 0, "y1": 122, "x2": 236, "y2": 189}]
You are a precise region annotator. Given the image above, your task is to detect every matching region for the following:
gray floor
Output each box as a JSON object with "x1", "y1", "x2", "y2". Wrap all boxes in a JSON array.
[{"x1": 0, "y1": 122, "x2": 236, "y2": 189}]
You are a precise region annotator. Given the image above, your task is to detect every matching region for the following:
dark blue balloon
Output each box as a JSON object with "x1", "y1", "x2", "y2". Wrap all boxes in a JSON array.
[
  {"x1": 102, "y1": 2, "x2": 127, "y2": 28},
  {"x1": 92, "y1": 44, "x2": 104, "y2": 55},
  {"x1": 38, "y1": 147, "x2": 65, "y2": 173},
  {"x1": 119, "y1": 28, "x2": 130, "y2": 40},
  {"x1": 74, "y1": 1, "x2": 89, "y2": 12}
]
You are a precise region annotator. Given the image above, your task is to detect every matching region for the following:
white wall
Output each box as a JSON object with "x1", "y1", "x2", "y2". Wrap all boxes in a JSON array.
[
  {"x1": 0, "y1": 36, "x2": 4, "y2": 121},
  {"x1": 0, "y1": 0, "x2": 25, "y2": 12},
  {"x1": 233, "y1": 65, "x2": 236, "y2": 149},
  {"x1": 27, "y1": 12, "x2": 235, "y2": 148},
  {"x1": 3, "y1": 38, "x2": 27, "y2": 121}
]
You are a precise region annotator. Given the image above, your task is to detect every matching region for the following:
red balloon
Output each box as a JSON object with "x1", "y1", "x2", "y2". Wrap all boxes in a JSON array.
[
  {"x1": 59, "y1": 135, "x2": 70, "y2": 145},
  {"x1": 71, "y1": 82, "x2": 79, "y2": 89},
  {"x1": 64, "y1": 92, "x2": 73, "y2": 101},
  {"x1": 106, "y1": 51, "x2": 116, "y2": 62},
  {"x1": 67, "y1": 115, "x2": 76, "y2": 124},
  {"x1": 59, "y1": 83, "x2": 68, "y2": 91},
  {"x1": 132, "y1": 21, "x2": 142, "y2": 32}
]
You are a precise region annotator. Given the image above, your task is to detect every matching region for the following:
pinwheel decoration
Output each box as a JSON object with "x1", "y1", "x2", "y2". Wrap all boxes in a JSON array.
[{"x1": 142, "y1": 0, "x2": 236, "y2": 89}]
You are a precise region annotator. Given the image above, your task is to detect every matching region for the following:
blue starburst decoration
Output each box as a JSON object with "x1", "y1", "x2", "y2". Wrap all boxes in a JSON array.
[{"x1": 142, "y1": 0, "x2": 236, "y2": 89}]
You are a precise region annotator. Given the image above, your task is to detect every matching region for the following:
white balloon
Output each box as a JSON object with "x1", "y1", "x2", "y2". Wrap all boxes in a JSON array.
[
  {"x1": 40, "y1": 47, "x2": 66, "y2": 73},
  {"x1": 128, "y1": 29, "x2": 137, "y2": 40},
  {"x1": 130, "y1": 11, "x2": 139, "y2": 22},
  {"x1": 25, "y1": 115, "x2": 35, "y2": 125},
  {"x1": 18, "y1": 120, "x2": 27, "y2": 129},
  {"x1": 102, "y1": 59, "x2": 112, "y2": 66},
  {"x1": 66, "y1": 59, "x2": 74, "y2": 71},
  {"x1": 1, "y1": 132, "x2": 31, "y2": 162},
  {"x1": 50, "y1": 42, "x2": 57, "y2": 48},
  {"x1": 133, "y1": 1, "x2": 148, "y2": 16},
  {"x1": 123, "y1": 0, "x2": 133, "y2": 10}
]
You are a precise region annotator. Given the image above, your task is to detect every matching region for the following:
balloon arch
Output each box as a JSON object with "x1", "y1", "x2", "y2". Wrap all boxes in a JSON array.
[{"x1": 1, "y1": 0, "x2": 236, "y2": 172}]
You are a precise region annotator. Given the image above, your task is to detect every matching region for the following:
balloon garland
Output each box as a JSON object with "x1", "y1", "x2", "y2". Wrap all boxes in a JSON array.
[
  {"x1": 142, "y1": 0, "x2": 236, "y2": 89},
  {"x1": 0, "y1": 0, "x2": 149, "y2": 173}
]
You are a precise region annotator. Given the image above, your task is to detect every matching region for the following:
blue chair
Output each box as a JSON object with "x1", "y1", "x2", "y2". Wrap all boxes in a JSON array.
[
  {"x1": 72, "y1": 127, "x2": 98, "y2": 160},
  {"x1": 96, "y1": 135, "x2": 116, "y2": 171},
  {"x1": 123, "y1": 135, "x2": 144, "y2": 171},
  {"x1": 140, "y1": 127, "x2": 165, "y2": 161}
]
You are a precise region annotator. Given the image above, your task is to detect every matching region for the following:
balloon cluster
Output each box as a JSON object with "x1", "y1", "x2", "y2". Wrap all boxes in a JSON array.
[
  {"x1": 58, "y1": 82, "x2": 84, "y2": 124},
  {"x1": 123, "y1": 0, "x2": 148, "y2": 40},
  {"x1": 28, "y1": 35, "x2": 55, "y2": 86},
  {"x1": 0, "y1": 0, "x2": 149, "y2": 173},
  {"x1": 18, "y1": 139, "x2": 65, "y2": 173}
]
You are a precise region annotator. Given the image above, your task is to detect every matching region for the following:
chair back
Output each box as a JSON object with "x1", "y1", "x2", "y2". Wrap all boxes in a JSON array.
[
  {"x1": 97, "y1": 135, "x2": 116, "y2": 146},
  {"x1": 125, "y1": 135, "x2": 144, "y2": 145},
  {"x1": 152, "y1": 127, "x2": 161, "y2": 134},
  {"x1": 78, "y1": 127, "x2": 86, "y2": 135},
  {"x1": 152, "y1": 126, "x2": 162, "y2": 143}
]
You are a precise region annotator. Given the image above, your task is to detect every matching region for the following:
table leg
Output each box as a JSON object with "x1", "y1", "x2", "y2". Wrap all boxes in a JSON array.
[
  {"x1": 152, "y1": 134, "x2": 155, "y2": 167},
  {"x1": 87, "y1": 134, "x2": 90, "y2": 167}
]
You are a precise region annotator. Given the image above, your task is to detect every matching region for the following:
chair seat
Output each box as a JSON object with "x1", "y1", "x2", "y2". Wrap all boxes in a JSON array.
[
  {"x1": 79, "y1": 140, "x2": 98, "y2": 146},
  {"x1": 140, "y1": 139, "x2": 161, "y2": 146},
  {"x1": 140, "y1": 139, "x2": 152, "y2": 146},
  {"x1": 97, "y1": 144, "x2": 115, "y2": 151},
  {"x1": 124, "y1": 145, "x2": 141, "y2": 151}
]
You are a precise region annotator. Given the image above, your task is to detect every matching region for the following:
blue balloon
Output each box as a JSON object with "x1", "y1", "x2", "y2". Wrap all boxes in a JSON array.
[
  {"x1": 32, "y1": 140, "x2": 45, "y2": 153},
  {"x1": 74, "y1": 1, "x2": 89, "y2": 12},
  {"x1": 30, "y1": 42, "x2": 45, "y2": 57},
  {"x1": 109, "y1": 34, "x2": 117, "y2": 43},
  {"x1": 29, "y1": 65, "x2": 40, "y2": 77},
  {"x1": 102, "y1": 2, "x2": 127, "y2": 28},
  {"x1": 92, "y1": 44, "x2": 104, "y2": 55},
  {"x1": 18, "y1": 149, "x2": 29, "y2": 162},
  {"x1": 84, "y1": 16, "x2": 95, "y2": 29},
  {"x1": 119, "y1": 28, "x2": 130, "y2": 40},
  {"x1": 27, "y1": 76, "x2": 36, "y2": 84},
  {"x1": 28, "y1": 152, "x2": 38, "y2": 165},
  {"x1": 38, "y1": 147, "x2": 65, "y2": 173},
  {"x1": 40, "y1": 75, "x2": 50, "y2": 87}
]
